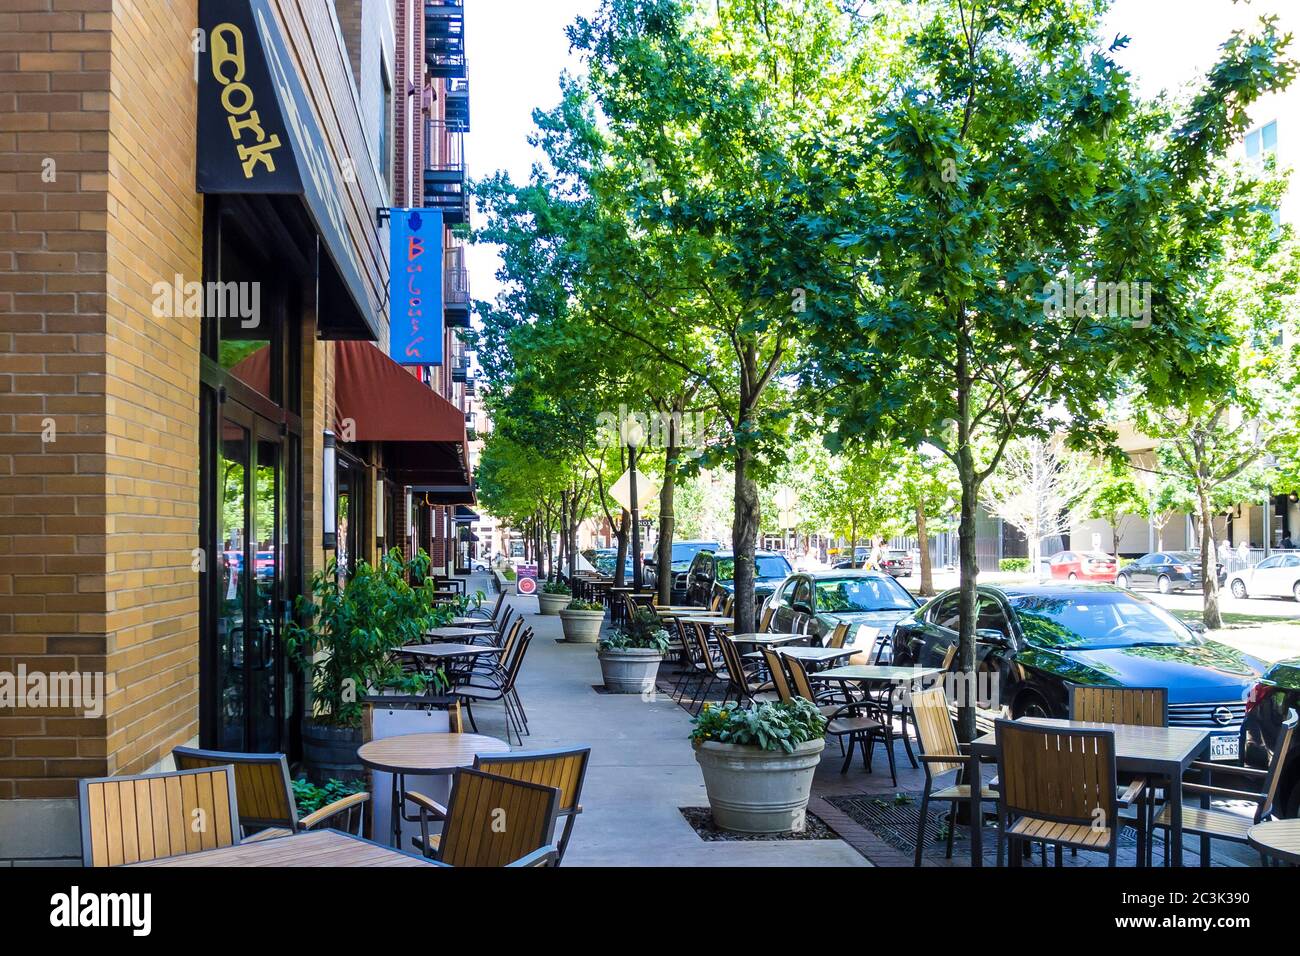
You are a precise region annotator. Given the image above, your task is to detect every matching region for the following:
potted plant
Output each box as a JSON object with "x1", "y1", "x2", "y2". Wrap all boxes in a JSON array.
[
  {"x1": 690, "y1": 698, "x2": 828, "y2": 834},
  {"x1": 537, "y1": 579, "x2": 571, "y2": 615},
  {"x1": 285, "y1": 548, "x2": 460, "y2": 782},
  {"x1": 559, "y1": 597, "x2": 605, "y2": 643},
  {"x1": 596, "y1": 608, "x2": 669, "y2": 693}
]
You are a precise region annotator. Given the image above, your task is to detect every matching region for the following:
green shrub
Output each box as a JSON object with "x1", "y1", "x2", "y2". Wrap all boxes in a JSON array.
[
  {"x1": 566, "y1": 598, "x2": 603, "y2": 611},
  {"x1": 541, "y1": 580, "x2": 571, "y2": 595},
  {"x1": 600, "y1": 608, "x2": 670, "y2": 653},
  {"x1": 999, "y1": 558, "x2": 1030, "y2": 573},
  {"x1": 291, "y1": 777, "x2": 368, "y2": 815},
  {"x1": 690, "y1": 698, "x2": 828, "y2": 753}
]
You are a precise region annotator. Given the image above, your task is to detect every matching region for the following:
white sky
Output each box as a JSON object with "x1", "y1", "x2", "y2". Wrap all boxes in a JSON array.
[{"x1": 462, "y1": 0, "x2": 1296, "y2": 310}]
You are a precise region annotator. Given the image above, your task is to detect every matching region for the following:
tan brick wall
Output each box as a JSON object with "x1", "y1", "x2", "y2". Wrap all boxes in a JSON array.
[
  {"x1": 0, "y1": 0, "x2": 115, "y2": 799},
  {"x1": 101, "y1": 0, "x2": 202, "y2": 777},
  {"x1": 0, "y1": 0, "x2": 202, "y2": 798}
]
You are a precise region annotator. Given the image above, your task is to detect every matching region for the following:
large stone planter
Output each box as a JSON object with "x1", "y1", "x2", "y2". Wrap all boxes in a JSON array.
[
  {"x1": 597, "y1": 646, "x2": 663, "y2": 693},
  {"x1": 537, "y1": 591, "x2": 570, "y2": 615},
  {"x1": 693, "y1": 737, "x2": 826, "y2": 834},
  {"x1": 301, "y1": 720, "x2": 365, "y2": 785},
  {"x1": 559, "y1": 608, "x2": 604, "y2": 643}
]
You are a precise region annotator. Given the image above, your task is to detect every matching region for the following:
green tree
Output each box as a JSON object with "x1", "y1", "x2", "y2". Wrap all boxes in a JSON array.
[{"x1": 800, "y1": 1, "x2": 1294, "y2": 739}]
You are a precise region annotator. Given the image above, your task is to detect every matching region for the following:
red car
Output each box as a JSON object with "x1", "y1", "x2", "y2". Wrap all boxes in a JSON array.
[{"x1": 1048, "y1": 550, "x2": 1118, "y2": 583}]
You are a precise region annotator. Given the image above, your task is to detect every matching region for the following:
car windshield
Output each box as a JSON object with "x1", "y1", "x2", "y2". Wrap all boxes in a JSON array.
[
  {"x1": 815, "y1": 576, "x2": 915, "y2": 613},
  {"x1": 671, "y1": 543, "x2": 714, "y2": 571},
  {"x1": 715, "y1": 555, "x2": 791, "y2": 582},
  {"x1": 1010, "y1": 591, "x2": 1194, "y2": 650}
]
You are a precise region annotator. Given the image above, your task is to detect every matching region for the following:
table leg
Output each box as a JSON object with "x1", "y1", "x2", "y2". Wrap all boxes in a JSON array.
[
  {"x1": 968, "y1": 763, "x2": 983, "y2": 868},
  {"x1": 390, "y1": 772, "x2": 403, "y2": 848},
  {"x1": 1169, "y1": 769, "x2": 1184, "y2": 867}
]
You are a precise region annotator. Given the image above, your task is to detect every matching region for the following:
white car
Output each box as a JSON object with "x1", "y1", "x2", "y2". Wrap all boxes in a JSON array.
[{"x1": 1226, "y1": 553, "x2": 1300, "y2": 601}]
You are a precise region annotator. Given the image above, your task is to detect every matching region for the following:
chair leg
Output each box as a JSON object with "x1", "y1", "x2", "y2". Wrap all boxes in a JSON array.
[
  {"x1": 945, "y1": 801, "x2": 956, "y2": 859},
  {"x1": 840, "y1": 734, "x2": 856, "y2": 774},
  {"x1": 463, "y1": 701, "x2": 478, "y2": 732},
  {"x1": 900, "y1": 705, "x2": 919, "y2": 769},
  {"x1": 882, "y1": 724, "x2": 898, "y2": 787},
  {"x1": 1054, "y1": 844, "x2": 1063, "y2": 867},
  {"x1": 914, "y1": 787, "x2": 930, "y2": 867}
]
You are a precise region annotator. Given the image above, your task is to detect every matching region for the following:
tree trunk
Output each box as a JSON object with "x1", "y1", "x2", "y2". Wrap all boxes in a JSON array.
[
  {"x1": 916, "y1": 500, "x2": 934, "y2": 596},
  {"x1": 733, "y1": 442, "x2": 760, "y2": 632},
  {"x1": 1199, "y1": 487, "x2": 1224, "y2": 629},
  {"x1": 558, "y1": 490, "x2": 569, "y2": 580},
  {"x1": 848, "y1": 518, "x2": 857, "y2": 570},
  {"x1": 657, "y1": 420, "x2": 679, "y2": 606},
  {"x1": 956, "y1": 466, "x2": 980, "y2": 742}
]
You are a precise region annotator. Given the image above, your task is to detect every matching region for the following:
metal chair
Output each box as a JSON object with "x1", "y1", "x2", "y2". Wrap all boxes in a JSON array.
[
  {"x1": 784, "y1": 653, "x2": 889, "y2": 778},
  {"x1": 715, "y1": 631, "x2": 775, "y2": 708},
  {"x1": 80, "y1": 764, "x2": 240, "y2": 866},
  {"x1": 910, "y1": 686, "x2": 997, "y2": 865},
  {"x1": 452, "y1": 626, "x2": 534, "y2": 743}
]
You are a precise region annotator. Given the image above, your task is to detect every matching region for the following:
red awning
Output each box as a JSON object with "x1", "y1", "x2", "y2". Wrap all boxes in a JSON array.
[{"x1": 334, "y1": 341, "x2": 472, "y2": 494}]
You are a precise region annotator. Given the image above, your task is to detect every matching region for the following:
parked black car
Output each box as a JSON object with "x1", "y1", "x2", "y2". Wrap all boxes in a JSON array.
[
  {"x1": 1116, "y1": 550, "x2": 1226, "y2": 593},
  {"x1": 1241, "y1": 656, "x2": 1300, "y2": 817},
  {"x1": 685, "y1": 549, "x2": 791, "y2": 609},
  {"x1": 768, "y1": 570, "x2": 919, "y2": 655},
  {"x1": 891, "y1": 583, "x2": 1265, "y2": 761}
]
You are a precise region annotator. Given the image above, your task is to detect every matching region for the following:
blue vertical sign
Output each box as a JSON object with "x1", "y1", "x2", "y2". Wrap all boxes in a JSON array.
[{"x1": 389, "y1": 208, "x2": 444, "y2": 365}]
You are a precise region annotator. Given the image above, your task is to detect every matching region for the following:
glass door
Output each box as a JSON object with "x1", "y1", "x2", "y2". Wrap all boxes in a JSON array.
[{"x1": 211, "y1": 403, "x2": 290, "y2": 753}]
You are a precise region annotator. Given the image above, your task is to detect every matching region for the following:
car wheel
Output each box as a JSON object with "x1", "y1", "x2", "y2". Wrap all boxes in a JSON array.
[
  {"x1": 1116, "y1": 573, "x2": 1129, "y2": 589},
  {"x1": 1157, "y1": 574, "x2": 1172, "y2": 594},
  {"x1": 1293, "y1": 582, "x2": 1300, "y2": 603},
  {"x1": 1014, "y1": 692, "x2": 1052, "y2": 720},
  {"x1": 1230, "y1": 578, "x2": 1247, "y2": 599}
]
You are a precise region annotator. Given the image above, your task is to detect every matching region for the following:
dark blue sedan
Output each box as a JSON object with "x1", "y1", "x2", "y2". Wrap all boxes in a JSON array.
[{"x1": 891, "y1": 583, "x2": 1265, "y2": 763}]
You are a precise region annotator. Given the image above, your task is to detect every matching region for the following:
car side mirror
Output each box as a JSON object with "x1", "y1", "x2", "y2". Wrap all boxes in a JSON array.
[{"x1": 975, "y1": 628, "x2": 1011, "y2": 648}]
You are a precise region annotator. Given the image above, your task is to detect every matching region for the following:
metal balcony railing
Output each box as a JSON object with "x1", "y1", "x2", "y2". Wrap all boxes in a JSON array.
[
  {"x1": 444, "y1": 245, "x2": 470, "y2": 327},
  {"x1": 445, "y1": 78, "x2": 470, "y2": 133},
  {"x1": 425, "y1": 0, "x2": 466, "y2": 78},
  {"x1": 424, "y1": 120, "x2": 468, "y2": 225}
]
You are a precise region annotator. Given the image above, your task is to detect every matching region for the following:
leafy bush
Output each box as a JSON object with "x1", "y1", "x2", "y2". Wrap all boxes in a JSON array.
[
  {"x1": 566, "y1": 598, "x2": 604, "y2": 611},
  {"x1": 284, "y1": 548, "x2": 459, "y2": 728},
  {"x1": 999, "y1": 558, "x2": 1030, "y2": 572},
  {"x1": 501, "y1": 567, "x2": 517, "y2": 581},
  {"x1": 690, "y1": 699, "x2": 828, "y2": 753},
  {"x1": 291, "y1": 777, "x2": 368, "y2": 815},
  {"x1": 600, "y1": 607, "x2": 670, "y2": 653},
  {"x1": 541, "y1": 580, "x2": 571, "y2": 595}
]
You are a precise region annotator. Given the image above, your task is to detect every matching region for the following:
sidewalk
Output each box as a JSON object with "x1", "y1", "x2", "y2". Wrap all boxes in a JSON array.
[{"x1": 461, "y1": 573, "x2": 869, "y2": 866}]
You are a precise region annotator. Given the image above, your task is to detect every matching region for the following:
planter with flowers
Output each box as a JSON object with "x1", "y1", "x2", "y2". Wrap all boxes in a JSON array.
[
  {"x1": 690, "y1": 698, "x2": 828, "y2": 834},
  {"x1": 597, "y1": 608, "x2": 669, "y2": 693},
  {"x1": 559, "y1": 598, "x2": 605, "y2": 643},
  {"x1": 537, "y1": 580, "x2": 571, "y2": 615}
]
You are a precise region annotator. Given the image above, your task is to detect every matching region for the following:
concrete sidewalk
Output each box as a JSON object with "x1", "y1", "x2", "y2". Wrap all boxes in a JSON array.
[{"x1": 461, "y1": 573, "x2": 868, "y2": 866}]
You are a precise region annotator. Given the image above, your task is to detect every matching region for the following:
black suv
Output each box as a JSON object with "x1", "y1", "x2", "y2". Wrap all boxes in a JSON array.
[{"x1": 1241, "y1": 656, "x2": 1300, "y2": 818}]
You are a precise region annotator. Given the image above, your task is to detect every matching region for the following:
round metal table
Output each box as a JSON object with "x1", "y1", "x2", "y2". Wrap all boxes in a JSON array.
[
  {"x1": 1247, "y1": 819, "x2": 1300, "y2": 865},
  {"x1": 358, "y1": 732, "x2": 510, "y2": 847}
]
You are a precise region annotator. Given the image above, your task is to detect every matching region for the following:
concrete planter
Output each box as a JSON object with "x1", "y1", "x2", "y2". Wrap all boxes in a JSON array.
[
  {"x1": 693, "y1": 737, "x2": 826, "y2": 834},
  {"x1": 597, "y1": 646, "x2": 663, "y2": 693},
  {"x1": 537, "y1": 591, "x2": 570, "y2": 615},
  {"x1": 559, "y1": 608, "x2": 605, "y2": 643}
]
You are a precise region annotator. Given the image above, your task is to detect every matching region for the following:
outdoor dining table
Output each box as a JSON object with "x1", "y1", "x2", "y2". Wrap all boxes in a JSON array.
[
  {"x1": 969, "y1": 718, "x2": 1211, "y2": 868},
  {"x1": 726, "y1": 632, "x2": 804, "y2": 648},
  {"x1": 424, "y1": 626, "x2": 498, "y2": 641},
  {"x1": 447, "y1": 616, "x2": 497, "y2": 628},
  {"x1": 358, "y1": 731, "x2": 511, "y2": 847},
  {"x1": 1247, "y1": 819, "x2": 1300, "y2": 865},
  {"x1": 131, "y1": 828, "x2": 435, "y2": 867},
  {"x1": 778, "y1": 646, "x2": 857, "y2": 669},
  {"x1": 400, "y1": 643, "x2": 503, "y2": 661},
  {"x1": 678, "y1": 615, "x2": 734, "y2": 627}
]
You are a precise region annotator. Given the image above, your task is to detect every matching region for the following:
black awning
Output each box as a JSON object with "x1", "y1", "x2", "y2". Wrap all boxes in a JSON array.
[
  {"x1": 196, "y1": 0, "x2": 379, "y2": 341},
  {"x1": 454, "y1": 506, "x2": 480, "y2": 522},
  {"x1": 411, "y1": 484, "x2": 477, "y2": 505}
]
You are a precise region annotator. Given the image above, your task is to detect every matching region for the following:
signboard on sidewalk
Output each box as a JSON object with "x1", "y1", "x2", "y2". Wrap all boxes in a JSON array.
[{"x1": 516, "y1": 563, "x2": 538, "y2": 596}]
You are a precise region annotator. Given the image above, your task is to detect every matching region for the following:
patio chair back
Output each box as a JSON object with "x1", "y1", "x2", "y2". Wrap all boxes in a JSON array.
[
  {"x1": 1258, "y1": 709, "x2": 1298, "y2": 822},
  {"x1": 79, "y1": 765, "x2": 239, "y2": 866},
  {"x1": 994, "y1": 720, "x2": 1118, "y2": 834},
  {"x1": 691, "y1": 622, "x2": 719, "y2": 677},
  {"x1": 675, "y1": 617, "x2": 697, "y2": 667},
  {"x1": 783, "y1": 653, "x2": 818, "y2": 703},
  {"x1": 473, "y1": 747, "x2": 591, "y2": 861},
  {"x1": 758, "y1": 604, "x2": 775, "y2": 633},
  {"x1": 723, "y1": 593, "x2": 735, "y2": 616},
  {"x1": 497, "y1": 614, "x2": 524, "y2": 658},
  {"x1": 940, "y1": 643, "x2": 958, "y2": 672},
  {"x1": 825, "y1": 622, "x2": 850, "y2": 649},
  {"x1": 483, "y1": 590, "x2": 507, "y2": 621},
  {"x1": 1068, "y1": 684, "x2": 1168, "y2": 727},
  {"x1": 911, "y1": 686, "x2": 963, "y2": 776},
  {"x1": 438, "y1": 768, "x2": 559, "y2": 867},
  {"x1": 762, "y1": 647, "x2": 795, "y2": 703},
  {"x1": 716, "y1": 634, "x2": 752, "y2": 700},
  {"x1": 500, "y1": 627, "x2": 534, "y2": 691},
  {"x1": 172, "y1": 747, "x2": 296, "y2": 830}
]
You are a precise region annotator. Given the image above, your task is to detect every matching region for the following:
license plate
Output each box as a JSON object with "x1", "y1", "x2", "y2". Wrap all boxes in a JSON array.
[{"x1": 1209, "y1": 734, "x2": 1239, "y2": 762}]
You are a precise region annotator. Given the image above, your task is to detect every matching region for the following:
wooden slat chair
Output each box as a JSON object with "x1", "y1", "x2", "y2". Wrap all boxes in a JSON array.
[
  {"x1": 453, "y1": 627, "x2": 534, "y2": 744},
  {"x1": 672, "y1": 617, "x2": 710, "y2": 705},
  {"x1": 994, "y1": 720, "x2": 1145, "y2": 867},
  {"x1": 79, "y1": 765, "x2": 240, "y2": 867},
  {"x1": 686, "y1": 621, "x2": 727, "y2": 715},
  {"x1": 172, "y1": 746, "x2": 370, "y2": 843},
  {"x1": 825, "y1": 622, "x2": 850, "y2": 649},
  {"x1": 758, "y1": 604, "x2": 776, "y2": 633},
  {"x1": 910, "y1": 686, "x2": 998, "y2": 865},
  {"x1": 472, "y1": 747, "x2": 591, "y2": 864},
  {"x1": 715, "y1": 631, "x2": 775, "y2": 708},
  {"x1": 404, "y1": 767, "x2": 561, "y2": 867},
  {"x1": 709, "y1": 591, "x2": 724, "y2": 612},
  {"x1": 473, "y1": 589, "x2": 507, "y2": 621},
  {"x1": 1069, "y1": 684, "x2": 1168, "y2": 727},
  {"x1": 722, "y1": 593, "x2": 735, "y2": 616},
  {"x1": 785, "y1": 653, "x2": 889, "y2": 778},
  {"x1": 1150, "y1": 709, "x2": 1297, "y2": 867}
]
